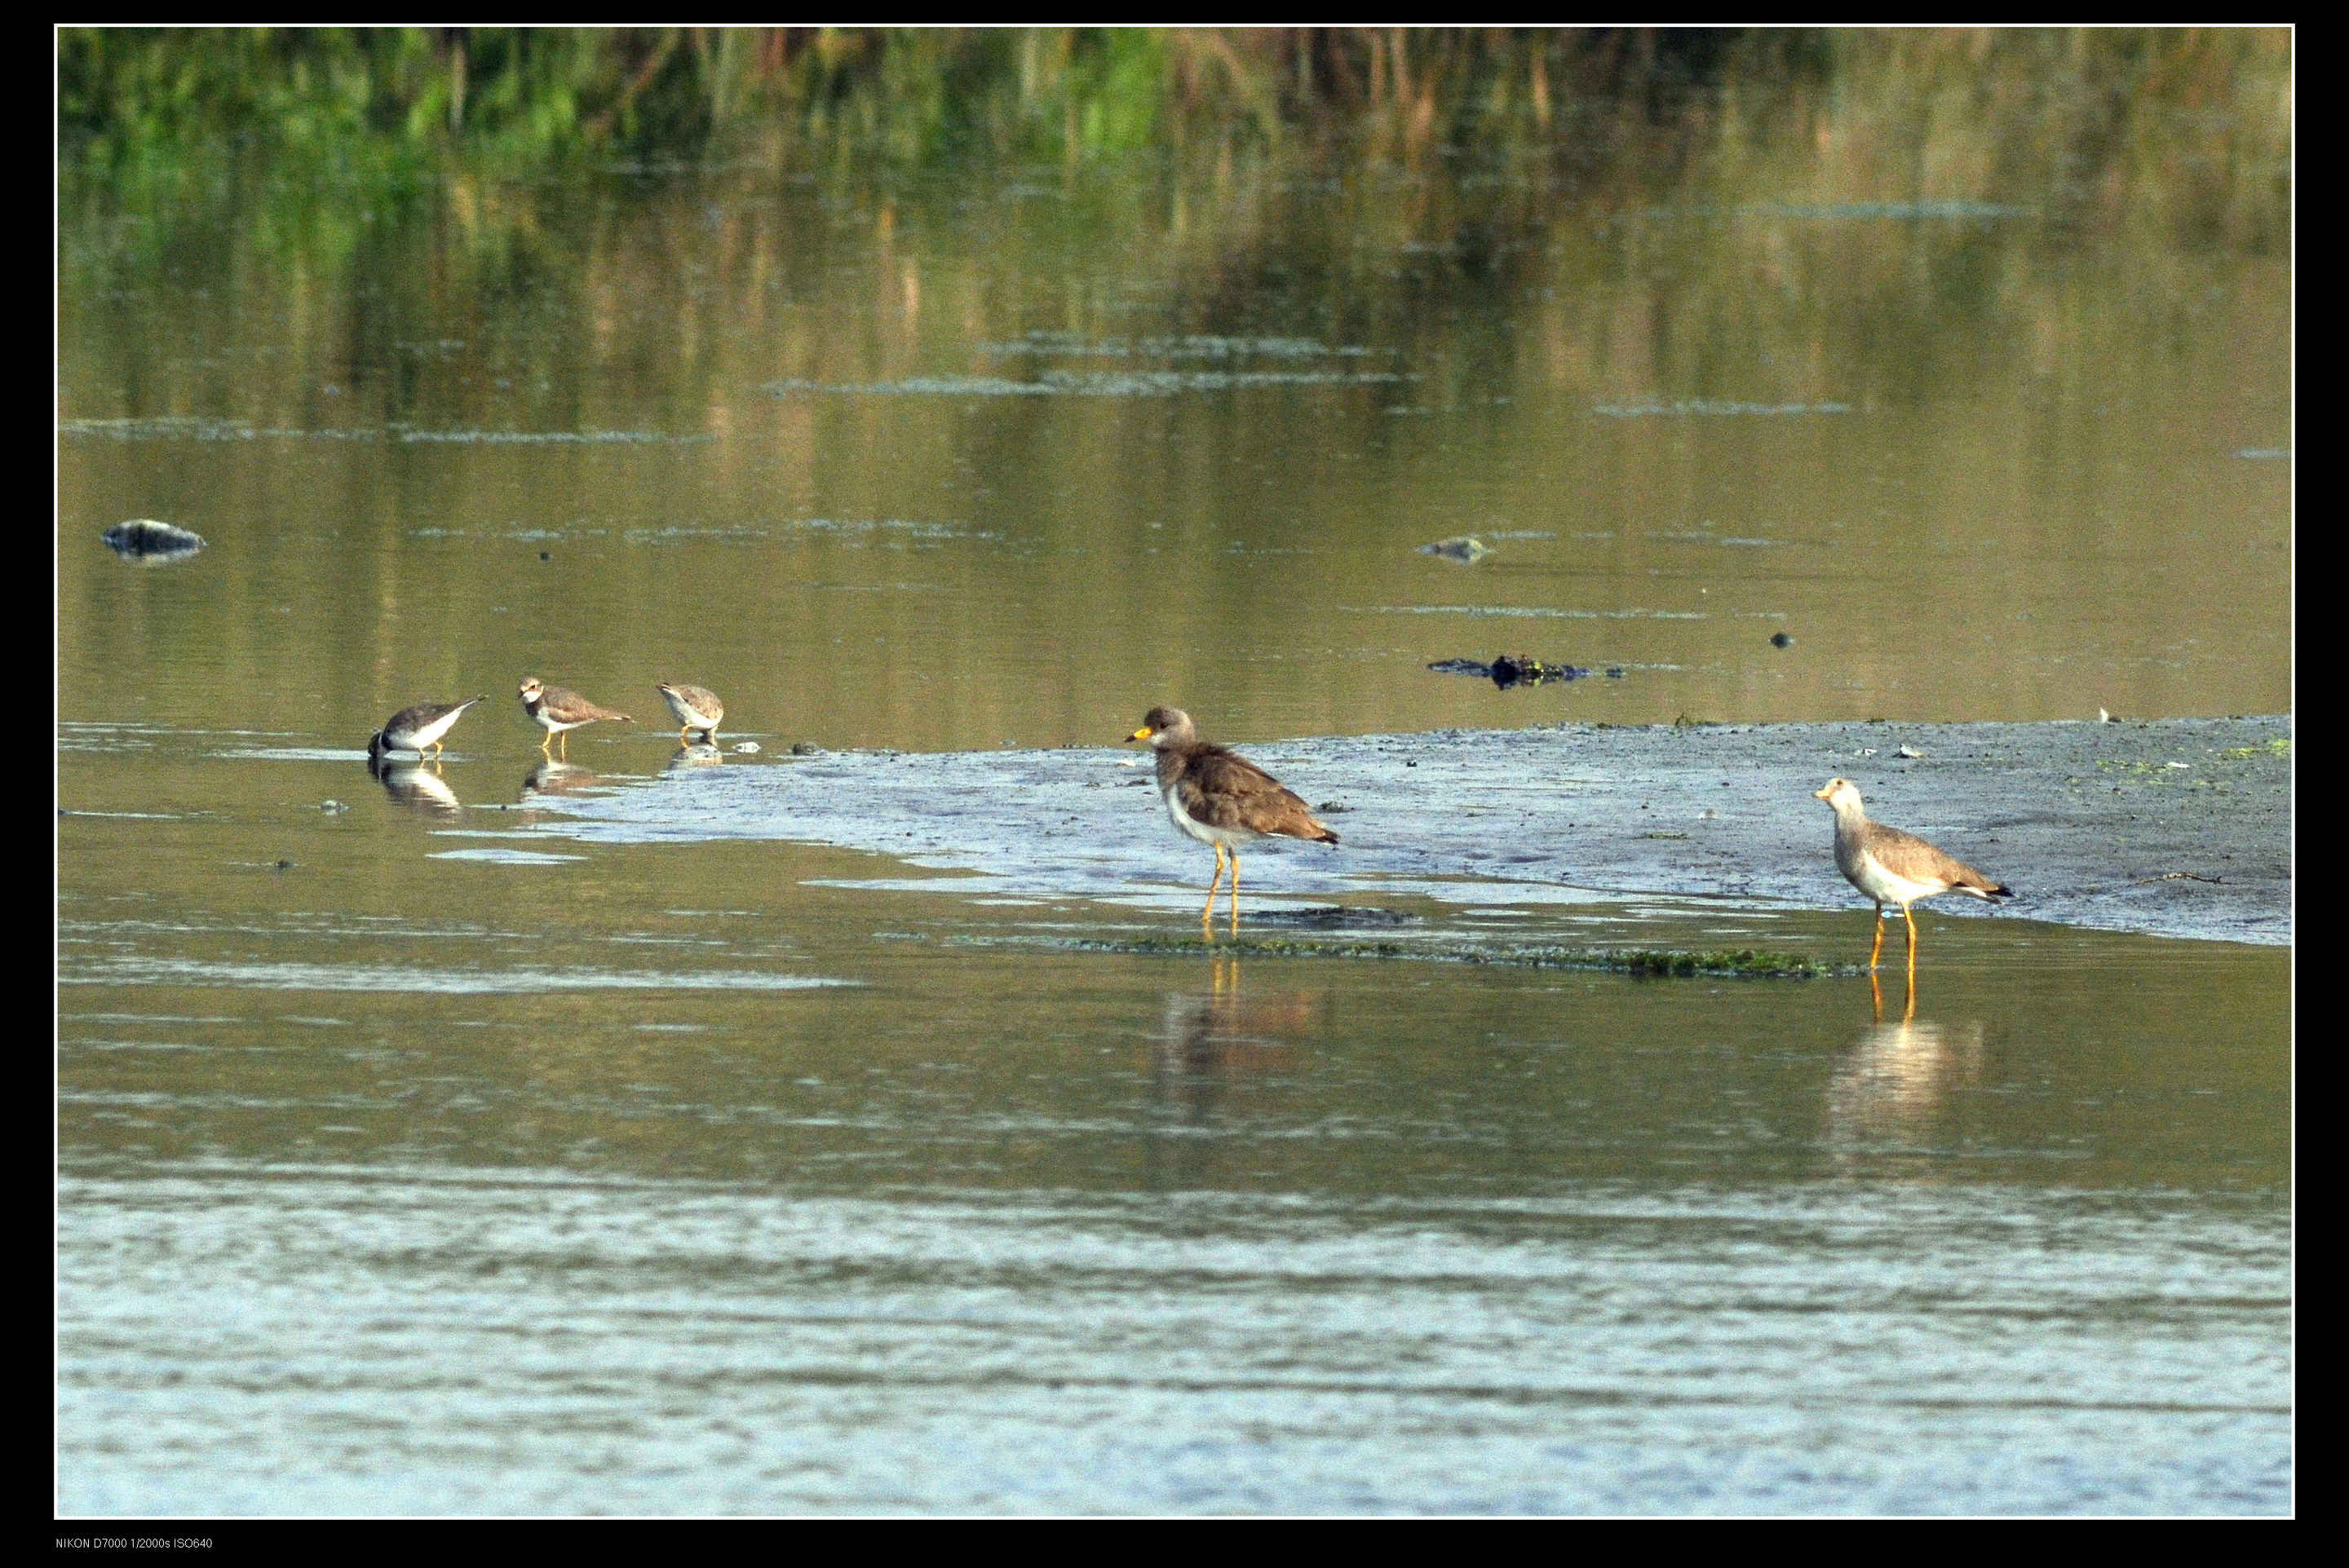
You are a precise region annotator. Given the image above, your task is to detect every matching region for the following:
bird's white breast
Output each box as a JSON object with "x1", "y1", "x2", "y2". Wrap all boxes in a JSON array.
[
  {"x1": 1854, "y1": 849, "x2": 1947, "y2": 906},
  {"x1": 1163, "y1": 780, "x2": 1255, "y2": 848}
]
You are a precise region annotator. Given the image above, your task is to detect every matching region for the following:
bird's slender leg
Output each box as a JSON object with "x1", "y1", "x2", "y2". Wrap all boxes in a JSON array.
[
  {"x1": 1900, "y1": 967, "x2": 1918, "y2": 1023},
  {"x1": 1903, "y1": 904, "x2": 1919, "y2": 983},
  {"x1": 1228, "y1": 851, "x2": 1241, "y2": 934},
  {"x1": 1201, "y1": 845, "x2": 1227, "y2": 926},
  {"x1": 540, "y1": 733, "x2": 554, "y2": 756},
  {"x1": 558, "y1": 731, "x2": 569, "y2": 759},
  {"x1": 1869, "y1": 970, "x2": 1885, "y2": 1023},
  {"x1": 1867, "y1": 903, "x2": 1886, "y2": 971}
]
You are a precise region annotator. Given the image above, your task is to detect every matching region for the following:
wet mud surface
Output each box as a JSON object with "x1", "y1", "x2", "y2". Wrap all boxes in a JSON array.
[{"x1": 524, "y1": 715, "x2": 2291, "y2": 947}]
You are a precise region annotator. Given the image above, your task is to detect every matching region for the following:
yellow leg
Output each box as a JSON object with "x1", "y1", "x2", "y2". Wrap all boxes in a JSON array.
[
  {"x1": 1869, "y1": 970, "x2": 1884, "y2": 1022},
  {"x1": 1904, "y1": 905, "x2": 1919, "y2": 983},
  {"x1": 1228, "y1": 851, "x2": 1241, "y2": 934},
  {"x1": 540, "y1": 732, "x2": 554, "y2": 755},
  {"x1": 1201, "y1": 844, "x2": 1228, "y2": 926},
  {"x1": 1867, "y1": 906, "x2": 1886, "y2": 971}
]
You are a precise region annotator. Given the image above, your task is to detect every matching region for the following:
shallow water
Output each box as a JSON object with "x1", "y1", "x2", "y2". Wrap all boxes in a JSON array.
[
  {"x1": 58, "y1": 724, "x2": 2289, "y2": 1515},
  {"x1": 58, "y1": 45, "x2": 2290, "y2": 1515}
]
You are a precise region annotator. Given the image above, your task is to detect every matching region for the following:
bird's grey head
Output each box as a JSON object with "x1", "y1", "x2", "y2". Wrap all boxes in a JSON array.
[{"x1": 1126, "y1": 706, "x2": 1196, "y2": 748}]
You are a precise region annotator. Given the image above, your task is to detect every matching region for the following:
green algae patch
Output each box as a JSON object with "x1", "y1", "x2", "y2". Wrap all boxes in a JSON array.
[{"x1": 953, "y1": 933, "x2": 1830, "y2": 978}]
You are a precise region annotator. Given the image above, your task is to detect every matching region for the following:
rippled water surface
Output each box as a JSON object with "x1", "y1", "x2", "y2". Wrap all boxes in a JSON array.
[{"x1": 58, "y1": 724, "x2": 2289, "y2": 1514}]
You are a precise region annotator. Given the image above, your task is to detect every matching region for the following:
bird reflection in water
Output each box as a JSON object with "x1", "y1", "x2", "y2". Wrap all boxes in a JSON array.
[
  {"x1": 368, "y1": 753, "x2": 462, "y2": 819},
  {"x1": 1144, "y1": 959, "x2": 1321, "y2": 1182},
  {"x1": 1823, "y1": 1004, "x2": 1988, "y2": 1155},
  {"x1": 520, "y1": 758, "x2": 603, "y2": 802},
  {"x1": 1871, "y1": 966, "x2": 1916, "y2": 1026},
  {"x1": 666, "y1": 742, "x2": 725, "y2": 772},
  {"x1": 1153, "y1": 957, "x2": 1320, "y2": 1074}
]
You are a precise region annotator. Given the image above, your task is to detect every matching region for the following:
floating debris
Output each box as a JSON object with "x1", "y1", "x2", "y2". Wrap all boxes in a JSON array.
[
  {"x1": 100, "y1": 519, "x2": 207, "y2": 562},
  {"x1": 1771, "y1": 631, "x2": 1794, "y2": 648},
  {"x1": 1419, "y1": 535, "x2": 1490, "y2": 563},
  {"x1": 1427, "y1": 654, "x2": 1590, "y2": 689},
  {"x1": 734, "y1": 740, "x2": 764, "y2": 754},
  {"x1": 1896, "y1": 744, "x2": 1924, "y2": 758}
]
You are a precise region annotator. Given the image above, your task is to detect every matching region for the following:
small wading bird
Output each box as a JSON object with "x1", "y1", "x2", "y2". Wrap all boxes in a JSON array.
[
  {"x1": 517, "y1": 678, "x2": 632, "y2": 757},
  {"x1": 655, "y1": 682, "x2": 725, "y2": 744},
  {"x1": 1126, "y1": 706, "x2": 1339, "y2": 932},
  {"x1": 366, "y1": 696, "x2": 486, "y2": 762},
  {"x1": 1815, "y1": 777, "x2": 2013, "y2": 976}
]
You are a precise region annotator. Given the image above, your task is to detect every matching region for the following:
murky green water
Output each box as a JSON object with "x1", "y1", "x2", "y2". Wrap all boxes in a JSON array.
[{"x1": 59, "y1": 38, "x2": 2289, "y2": 1515}]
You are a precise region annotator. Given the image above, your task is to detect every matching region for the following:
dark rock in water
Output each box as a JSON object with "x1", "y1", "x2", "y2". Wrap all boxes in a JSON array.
[
  {"x1": 1427, "y1": 654, "x2": 1590, "y2": 690},
  {"x1": 101, "y1": 519, "x2": 207, "y2": 561},
  {"x1": 1770, "y1": 631, "x2": 1794, "y2": 648},
  {"x1": 1418, "y1": 535, "x2": 1490, "y2": 563}
]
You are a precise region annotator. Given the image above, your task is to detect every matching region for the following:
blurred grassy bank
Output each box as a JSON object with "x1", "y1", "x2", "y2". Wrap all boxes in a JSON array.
[{"x1": 60, "y1": 28, "x2": 2289, "y2": 247}]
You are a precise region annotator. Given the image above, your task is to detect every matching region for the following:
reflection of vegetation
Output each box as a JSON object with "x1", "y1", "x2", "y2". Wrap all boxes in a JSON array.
[
  {"x1": 59, "y1": 26, "x2": 2290, "y2": 466},
  {"x1": 59, "y1": 28, "x2": 2290, "y2": 289},
  {"x1": 59, "y1": 29, "x2": 1750, "y2": 166},
  {"x1": 62, "y1": 29, "x2": 2290, "y2": 213}
]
